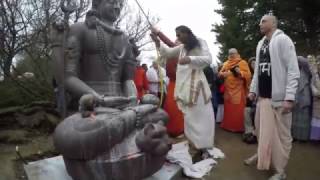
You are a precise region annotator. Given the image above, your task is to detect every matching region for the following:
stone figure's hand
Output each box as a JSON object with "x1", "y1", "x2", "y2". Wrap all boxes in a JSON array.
[
  {"x1": 150, "y1": 33, "x2": 160, "y2": 48},
  {"x1": 248, "y1": 92, "x2": 256, "y2": 101},
  {"x1": 282, "y1": 100, "x2": 294, "y2": 114},
  {"x1": 178, "y1": 56, "x2": 191, "y2": 65},
  {"x1": 127, "y1": 96, "x2": 138, "y2": 106},
  {"x1": 100, "y1": 96, "x2": 130, "y2": 108}
]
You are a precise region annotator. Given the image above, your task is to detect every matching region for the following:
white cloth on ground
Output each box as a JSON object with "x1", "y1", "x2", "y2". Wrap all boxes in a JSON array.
[
  {"x1": 207, "y1": 147, "x2": 225, "y2": 159},
  {"x1": 166, "y1": 141, "x2": 224, "y2": 178}
]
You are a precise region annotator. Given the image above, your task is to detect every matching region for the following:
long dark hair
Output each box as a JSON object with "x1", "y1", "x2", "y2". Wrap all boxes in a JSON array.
[{"x1": 175, "y1": 25, "x2": 200, "y2": 52}]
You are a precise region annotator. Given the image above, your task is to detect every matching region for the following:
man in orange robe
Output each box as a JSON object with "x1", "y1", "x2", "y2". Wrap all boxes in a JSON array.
[{"x1": 219, "y1": 48, "x2": 252, "y2": 132}]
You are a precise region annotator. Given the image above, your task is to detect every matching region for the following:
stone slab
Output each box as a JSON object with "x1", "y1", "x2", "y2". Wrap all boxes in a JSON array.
[
  {"x1": 24, "y1": 156, "x2": 72, "y2": 180},
  {"x1": 24, "y1": 156, "x2": 182, "y2": 180}
]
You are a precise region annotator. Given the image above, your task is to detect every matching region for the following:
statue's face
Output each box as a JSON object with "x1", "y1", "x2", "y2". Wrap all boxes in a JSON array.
[{"x1": 98, "y1": 0, "x2": 123, "y2": 22}]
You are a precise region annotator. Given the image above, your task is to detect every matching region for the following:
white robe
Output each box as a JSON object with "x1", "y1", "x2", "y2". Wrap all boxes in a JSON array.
[
  {"x1": 159, "y1": 38, "x2": 215, "y2": 149},
  {"x1": 146, "y1": 66, "x2": 167, "y2": 94}
]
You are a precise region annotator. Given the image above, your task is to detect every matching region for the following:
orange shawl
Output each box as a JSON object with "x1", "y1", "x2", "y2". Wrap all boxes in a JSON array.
[{"x1": 219, "y1": 57, "x2": 252, "y2": 104}]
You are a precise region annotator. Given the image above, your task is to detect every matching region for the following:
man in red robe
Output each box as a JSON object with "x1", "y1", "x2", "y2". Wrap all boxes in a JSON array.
[
  {"x1": 134, "y1": 64, "x2": 149, "y2": 100},
  {"x1": 152, "y1": 28, "x2": 184, "y2": 137}
]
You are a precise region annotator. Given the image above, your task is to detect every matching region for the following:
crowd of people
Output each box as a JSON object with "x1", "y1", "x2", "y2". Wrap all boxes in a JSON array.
[{"x1": 130, "y1": 14, "x2": 320, "y2": 180}]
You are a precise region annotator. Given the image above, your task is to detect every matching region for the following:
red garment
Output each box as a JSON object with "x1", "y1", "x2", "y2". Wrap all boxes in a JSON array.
[
  {"x1": 158, "y1": 31, "x2": 184, "y2": 137},
  {"x1": 164, "y1": 81, "x2": 184, "y2": 137},
  {"x1": 158, "y1": 31, "x2": 178, "y2": 80},
  {"x1": 166, "y1": 59, "x2": 178, "y2": 81},
  {"x1": 134, "y1": 67, "x2": 149, "y2": 99},
  {"x1": 220, "y1": 88, "x2": 246, "y2": 132},
  {"x1": 219, "y1": 84, "x2": 225, "y2": 93}
]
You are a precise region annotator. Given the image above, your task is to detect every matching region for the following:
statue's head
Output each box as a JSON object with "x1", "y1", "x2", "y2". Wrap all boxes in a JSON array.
[{"x1": 92, "y1": 0, "x2": 124, "y2": 22}]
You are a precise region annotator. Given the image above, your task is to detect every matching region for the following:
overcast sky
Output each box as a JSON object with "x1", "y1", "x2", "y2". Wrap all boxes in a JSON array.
[{"x1": 129, "y1": 0, "x2": 223, "y2": 65}]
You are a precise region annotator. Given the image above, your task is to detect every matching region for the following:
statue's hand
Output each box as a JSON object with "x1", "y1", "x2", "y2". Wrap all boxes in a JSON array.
[
  {"x1": 127, "y1": 96, "x2": 138, "y2": 106},
  {"x1": 100, "y1": 96, "x2": 130, "y2": 108}
]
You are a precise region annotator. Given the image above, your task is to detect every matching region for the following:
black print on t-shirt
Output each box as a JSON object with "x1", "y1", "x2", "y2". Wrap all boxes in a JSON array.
[
  {"x1": 258, "y1": 39, "x2": 272, "y2": 98},
  {"x1": 259, "y1": 39, "x2": 271, "y2": 76}
]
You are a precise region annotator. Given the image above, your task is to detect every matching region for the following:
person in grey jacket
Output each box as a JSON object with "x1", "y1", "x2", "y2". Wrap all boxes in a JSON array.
[{"x1": 244, "y1": 15, "x2": 300, "y2": 180}]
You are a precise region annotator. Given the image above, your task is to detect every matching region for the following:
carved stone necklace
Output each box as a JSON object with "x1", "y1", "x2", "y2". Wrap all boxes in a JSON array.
[
  {"x1": 96, "y1": 19, "x2": 126, "y2": 73},
  {"x1": 96, "y1": 24, "x2": 118, "y2": 71}
]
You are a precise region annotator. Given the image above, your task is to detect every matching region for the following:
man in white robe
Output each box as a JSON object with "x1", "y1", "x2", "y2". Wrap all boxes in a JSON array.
[
  {"x1": 146, "y1": 61, "x2": 168, "y2": 96},
  {"x1": 151, "y1": 25, "x2": 215, "y2": 157}
]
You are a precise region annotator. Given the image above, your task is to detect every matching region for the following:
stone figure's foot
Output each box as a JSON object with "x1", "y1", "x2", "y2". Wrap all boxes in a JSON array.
[
  {"x1": 134, "y1": 107, "x2": 169, "y2": 128},
  {"x1": 136, "y1": 123, "x2": 171, "y2": 156},
  {"x1": 268, "y1": 172, "x2": 287, "y2": 180},
  {"x1": 127, "y1": 104, "x2": 158, "y2": 128},
  {"x1": 244, "y1": 153, "x2": 258, "y2": 166},
  {"x1": 140, "y1": 94, "x2": 160, "y2": 105}
]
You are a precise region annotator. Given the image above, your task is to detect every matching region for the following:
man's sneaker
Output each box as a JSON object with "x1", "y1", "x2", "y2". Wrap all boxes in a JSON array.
[{"x1": 268, "y1": 173, "x2": 287, "y2": 180}]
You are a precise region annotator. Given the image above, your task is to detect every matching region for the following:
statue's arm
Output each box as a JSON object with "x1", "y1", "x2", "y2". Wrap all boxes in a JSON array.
[
  {"x1": 64, "y1": 24, "x2": 102, "y2": 100},
  {"x1": 121, "y1": 45, "x2": 138, "y2": 104}
]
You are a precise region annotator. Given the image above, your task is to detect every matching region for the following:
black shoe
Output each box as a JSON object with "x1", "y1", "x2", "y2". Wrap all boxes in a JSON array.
[{"x1": 242, "y1": 133, "x2": 257, "y2": 144}]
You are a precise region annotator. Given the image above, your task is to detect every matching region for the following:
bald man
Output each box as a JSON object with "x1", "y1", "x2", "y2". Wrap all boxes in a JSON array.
[{"x1": 246, "y1": 15, "x2": 300, "y2": 180}]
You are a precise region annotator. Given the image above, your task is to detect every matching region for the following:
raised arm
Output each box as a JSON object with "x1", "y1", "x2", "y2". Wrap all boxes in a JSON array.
[
  {"x1": 150, "y1": 32, "x2": 181, "y2": 60},
  {"x1": 157, "y1": 31, "x2": 176, "y2": 47},
  {"x1": 151, "y1": 27, "x2": 176, "y2": 47}
]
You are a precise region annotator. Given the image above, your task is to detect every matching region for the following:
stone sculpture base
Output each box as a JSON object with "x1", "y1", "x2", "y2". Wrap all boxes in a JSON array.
[
  {"x1": 60, "y1": 129, "x2": 166, "y2": 180},
  {"x1": 24, "y1": 156, "x2": 182, "y2": 180},
  {"x1": 64, "y1": 153, "x2": 166, "y2": 180}
]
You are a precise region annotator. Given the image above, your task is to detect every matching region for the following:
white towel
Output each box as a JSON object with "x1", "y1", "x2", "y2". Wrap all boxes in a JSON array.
[
  {"x1": 166, "y1": 141, "x2": 224, "y2": 178},
  {"x1": 207, "y1": 147, "x2": 225, "y2": 159}
]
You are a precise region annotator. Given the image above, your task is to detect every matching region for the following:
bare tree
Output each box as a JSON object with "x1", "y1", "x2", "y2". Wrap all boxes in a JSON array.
[
  {"x1": 0, "y1": 0, "x2": 157, "y2": 105},
  {"x1": 0, "y1": 0, "x2": 30, "y2": 80},
  {"x1": 0, "y1": 0, "x2": 90, "y2": 81},
  {"x1": 116, "y1": 2, "x2": 159, "y2": 51}
]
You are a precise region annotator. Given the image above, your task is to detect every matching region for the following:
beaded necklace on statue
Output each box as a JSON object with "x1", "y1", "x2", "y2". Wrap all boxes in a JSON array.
[{"x1": 96, "y1": 19, "x2": 126, "y2": 73}]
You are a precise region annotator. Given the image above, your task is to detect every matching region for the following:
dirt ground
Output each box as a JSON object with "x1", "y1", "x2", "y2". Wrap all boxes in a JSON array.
[
  {"x1": 0, "y1": 135, "x2": 57, "y2": 180},
  {"x1": 203, "y1": 127, "x2": 320, "y2": 180},
  {"x1": 0, "y1": 126, "x2": 319, "y2": 180}
]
